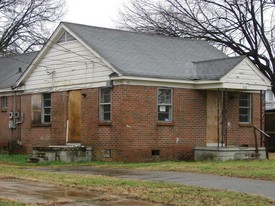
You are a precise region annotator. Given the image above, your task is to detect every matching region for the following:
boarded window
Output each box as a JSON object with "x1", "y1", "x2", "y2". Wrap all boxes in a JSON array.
[
  {"x1": 31, "y1": 93, "x2": 51, "y2": 124},
  {"x1": 239, "y1": 93, "x2": 251, "y2": 124},
  {"x1": 157, "y1": 88, "x2": 172, "y2": 122},
  {"x1": 99, "y1": 88, "x2": 111, "y2": 121}
]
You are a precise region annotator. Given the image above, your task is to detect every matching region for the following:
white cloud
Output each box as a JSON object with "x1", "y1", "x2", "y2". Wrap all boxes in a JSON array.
[{"x1": 63, "y1": 0, "x2": 125, "y2": 28}]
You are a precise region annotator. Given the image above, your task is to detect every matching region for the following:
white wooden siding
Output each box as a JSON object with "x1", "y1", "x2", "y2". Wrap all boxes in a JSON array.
[
  {"x1": 24, "y1": 40, "x2": 113, "y2": 92},
  {"x1": 222, "y1": 60, "x2": 267, "y2": 86}
]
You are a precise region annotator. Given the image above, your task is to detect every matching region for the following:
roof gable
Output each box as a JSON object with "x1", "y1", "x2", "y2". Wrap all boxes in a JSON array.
[
  {"x1": 220, "y1": 57, "x2": 270, "y2": 89},
  {"x1": 15, "y1": 23, "x2": 119, "y2": 88},
  {"x1": 194, "y1": 56, "x2": 245, "y2": 80}
]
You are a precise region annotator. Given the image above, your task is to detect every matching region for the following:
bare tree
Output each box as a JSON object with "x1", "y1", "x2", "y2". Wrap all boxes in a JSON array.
[
  {"x1": 119, "y1": 0, "x2": 275, "y2": 94},
  {"x1": 0, "y1": 0, "x2": 65, "y2": 55}
]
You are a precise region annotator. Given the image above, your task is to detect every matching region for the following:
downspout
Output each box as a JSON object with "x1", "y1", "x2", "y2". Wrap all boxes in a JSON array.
[{"x1": 9, "y1": 91, "x2": 16, "y2": 154}]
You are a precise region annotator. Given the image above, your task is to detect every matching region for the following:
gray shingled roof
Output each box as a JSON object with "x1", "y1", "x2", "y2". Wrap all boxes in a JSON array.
[
  {"x1": 63, "y1": 22, "x2": 244, "y2": 81},
  {"x1": 194, "y1": 56, "x2": 246, "y2": 80},
  {"x1": 0, "y1": 52, "x2": 37, "y2": 89}
]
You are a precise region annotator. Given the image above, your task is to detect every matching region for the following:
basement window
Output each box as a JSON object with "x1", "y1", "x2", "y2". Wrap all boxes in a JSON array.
[
  {"x1": 102, "y1": 149, "x2": 111, "y2": 158},
  {"x1": 152, "y1": 150, "x2": 160, "y2": 157}
]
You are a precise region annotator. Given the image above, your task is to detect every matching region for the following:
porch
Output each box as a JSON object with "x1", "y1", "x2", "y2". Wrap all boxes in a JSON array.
[{"x1": 195, "y1": 89, "x2": 269, "y2": 161}]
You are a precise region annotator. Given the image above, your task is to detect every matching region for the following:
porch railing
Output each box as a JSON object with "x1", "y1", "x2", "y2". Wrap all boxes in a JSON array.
[{"x1": 253, "y1": 126, "x2": 270, "y2": 159}]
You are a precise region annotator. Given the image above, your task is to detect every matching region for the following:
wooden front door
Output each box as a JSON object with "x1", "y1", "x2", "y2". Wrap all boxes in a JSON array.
[
  {"x1": 206, "y1": 91, "x2": 218, "y2": 145},
  {"x1": 68, "y1": 90, "x2": 82, "y2": 143}
]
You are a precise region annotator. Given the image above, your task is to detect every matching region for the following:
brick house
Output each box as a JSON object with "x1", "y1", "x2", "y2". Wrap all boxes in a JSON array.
[{"x1": 0, "y1": 22, "x2": 271, "y2": 161}]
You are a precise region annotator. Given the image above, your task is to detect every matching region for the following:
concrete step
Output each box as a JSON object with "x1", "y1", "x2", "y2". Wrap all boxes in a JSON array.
[
  {"x1": 27, "y1": 156, "x2": 48, "y2": 163},
  {"x1": 35, "y1": 152, "x2": 47, "y2": 158}
]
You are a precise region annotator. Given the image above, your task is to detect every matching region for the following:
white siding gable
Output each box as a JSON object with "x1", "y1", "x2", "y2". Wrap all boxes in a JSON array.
[
  {"x1": 23, "y1": 39, "x2": 114, "y2": 92},
  {"x1": 221, "y1": 58, "x2": 270, "y2": 90}
]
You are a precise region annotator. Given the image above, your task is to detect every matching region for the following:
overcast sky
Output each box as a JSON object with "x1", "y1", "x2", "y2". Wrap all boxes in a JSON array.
[{"x1": 62, "y1": 0, "x2": 126, "y2": 28}]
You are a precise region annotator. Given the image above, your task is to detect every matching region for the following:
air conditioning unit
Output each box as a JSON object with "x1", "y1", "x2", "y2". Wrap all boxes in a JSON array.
[
  {"x1": 9, "y1": 112, "x2": 13, "y2": 119},
  {"x1": 14, "y1": 112, "x2": 20, "y2": 119}
]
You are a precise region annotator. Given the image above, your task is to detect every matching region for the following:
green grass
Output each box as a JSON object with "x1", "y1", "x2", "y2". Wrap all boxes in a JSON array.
[
  {"x1": 0, "y1": 154, "x2": 31, "y2": 165},
  {"x1": 0, "y1": 165, "x2": 274, "y2": 206},
  {"x1": 1, "y1": 154, "x2": 275, "y2": 181},
  {"x1": 0, "y1": 198, "x2": 25, "y2": 206},
  {"x1": 0, "y1": 155, "x2": 275, "y2": 205}
]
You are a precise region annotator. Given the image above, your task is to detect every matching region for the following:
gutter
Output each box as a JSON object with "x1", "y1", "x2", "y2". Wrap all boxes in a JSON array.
[{"x1": 110, "y1": 75, "x2": 220, "y2": 85}]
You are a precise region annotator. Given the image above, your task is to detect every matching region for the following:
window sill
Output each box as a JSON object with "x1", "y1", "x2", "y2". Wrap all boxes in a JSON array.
[
  {"x1": 157, "y1": 122, "x2": 174, "y2": 126},
  {"x1": 99, "y1": 122, "x2": 112, "y2": 126},
  {"x1": 31, "y1": 123, "x2": 52, "y2": 127},
  {"x1": 1, "y1": 108, "x2": 7, "y2": 112},
  {"x1": 239, "y1": 123, "x2": 253, "y2": 127}
]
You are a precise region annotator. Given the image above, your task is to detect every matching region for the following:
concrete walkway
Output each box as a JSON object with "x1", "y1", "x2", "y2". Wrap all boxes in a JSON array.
[{"x1": 39, "y1": 166, "x2": 275, "y2": 200}]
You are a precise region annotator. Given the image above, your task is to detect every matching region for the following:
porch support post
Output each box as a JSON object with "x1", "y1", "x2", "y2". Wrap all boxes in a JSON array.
[
  {"x1": 218, "y1": 89, "x2": 228, "y2": 148},
  {"x1": 260, "y1": 90, "x2": 265, "y2": 147}
]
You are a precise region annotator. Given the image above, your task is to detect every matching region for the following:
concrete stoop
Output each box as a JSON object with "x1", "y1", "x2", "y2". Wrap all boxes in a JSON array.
[
  {"x1": 194, "y1": 146, "x2": 266, "y2": 161},
  {"x1": 28, "y1": 146, "x2": 92, "y2": 163}
]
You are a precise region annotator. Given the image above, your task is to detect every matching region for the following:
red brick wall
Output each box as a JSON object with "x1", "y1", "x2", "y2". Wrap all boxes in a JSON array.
[
  {"x1": 80, "y1": 85, "x2": 207, "y2": 161},
  {"x1": 226, "y1": 92, "x2": 261, "y2": 146},
  {"x1": 0, "y1": 87, "x2": 263, "y2": 161},
  {"x1": 0, "y1": 94, "x2": 22, "y2": 153}
]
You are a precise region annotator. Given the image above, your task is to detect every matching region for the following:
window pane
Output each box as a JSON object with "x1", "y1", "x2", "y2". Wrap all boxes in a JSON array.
[
  {"x1": 101, "y1": 88, "x2": 111, "y2": 103},
  {"x1": 158, "y1": 105, "x2": 172, "y2": 121},
  {"x1": 239, "y1": 108, "x2": 249, "y2": 115},
  {"x1": 44, "y1": 115, "x2": 51, "y2": 123},
  {"x1": 103, "y1": 104, "x2": 111, "y2": 112},
  {"x1": 158, "y1": 89, "x2": 171, "y2": 104},
  {"x1": 44, "y1": 99, "x2": 51, "y2": 107},
  {"x1": 239, "y1": 115, "x2": 249, "y2": 123},
  {"x1": 43, "y1": 93, "x2": 51, "y2": 100},
  {"x1": 44, "y1": 108, "x2": 51, "y2": 115},
  {"x1": 239, "y1": 99, "x2": 250, "y2": 107},
  {"x1": 104, "y1": 112, "x2": 111, "y2": 121}
]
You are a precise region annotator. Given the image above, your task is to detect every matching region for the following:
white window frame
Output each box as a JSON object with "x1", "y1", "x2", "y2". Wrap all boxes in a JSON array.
[
  {"x1": 1, "y1": 96, "x2": 7, "y2": 110},
  {"x1": 42, "y1": 93, "x2": 51, "y2": 123},
  {"x1": 239, "y1": 93, "x2": 252, "y2": 124},
  {"x1": 99, "y1": 88, "x2": 111, "y2": 122},
  {"x1": 157, "y1": 88, "x2": 173, "y2": 122},
  {"x1": 57, "y1": 32, "x2": 76, "y2": 43}
]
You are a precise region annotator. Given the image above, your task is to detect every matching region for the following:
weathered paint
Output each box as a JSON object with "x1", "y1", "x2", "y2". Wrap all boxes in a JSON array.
[
  {"x1": 23, "y1": 40, "x2": 113, "y2": 92},
  {"x1": 68, "y1": 90, "x2": 82, "y2": 143},
  {"x1": 206, "y1": 91, "x2": 218, "y2": 144}
]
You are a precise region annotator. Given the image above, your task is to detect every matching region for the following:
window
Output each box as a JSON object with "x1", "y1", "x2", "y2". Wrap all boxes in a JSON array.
[
  {"x1": 57, "y1": 32, "x2": 76, "y2": 43},
  {"x1": 31, "y1": 93, "x2": 51, "y2": 125},
  {"x1": 99, "y1": 88, "x2": 111, "y2": 121},
  {"x1": 42, "y1": 93, "x2": 51, "y2": 123},
  {"x1": 157, "y1": 88, "x2": 172, "y2": 122},
  {"x1": 239, "y1": 93, "x2": 251, "y2": 124},
  {"x1": 1, "y1": 96, "x2": 7, "y2": 110}
]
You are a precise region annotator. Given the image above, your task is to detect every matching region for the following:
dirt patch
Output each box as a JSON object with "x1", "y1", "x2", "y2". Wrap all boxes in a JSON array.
[{"x1": 0, "y1": 178, "x2": 159, "y2": 206}]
